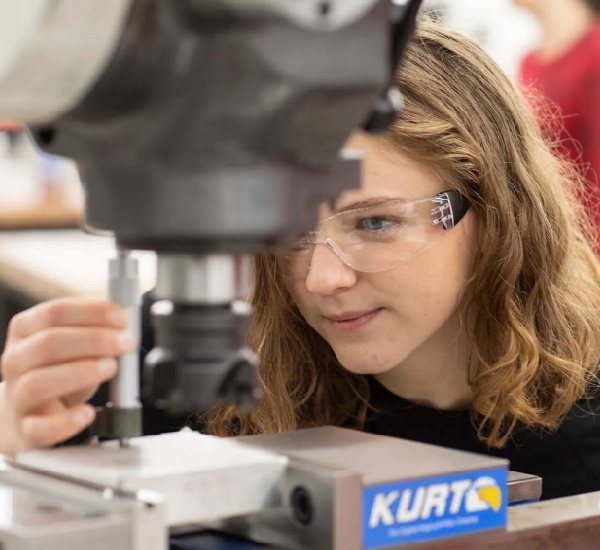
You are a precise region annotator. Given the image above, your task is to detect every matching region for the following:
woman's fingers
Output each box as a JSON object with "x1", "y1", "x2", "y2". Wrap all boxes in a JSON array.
[
  {"x1": 1, "y1": 327, "x2": 134, "y2": 380},
  {"x1": 12, "y1": 358, "x2": 118, "y2": 416},
  {"x1": 19, "y1": 404, "x2": 96, "y2": 449},
  {"x1": 0, "y1": 298, "x2": 134, "y2": 455},
  {"x1": 6, "y1": 299, "x2": 128, "y2": 343}
]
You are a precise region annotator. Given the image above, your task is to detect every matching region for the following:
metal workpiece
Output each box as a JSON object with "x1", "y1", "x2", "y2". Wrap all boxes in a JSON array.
[
  {"x1": 99, "y1": 249, "x2": 142, "y2": 441},
  {"x1": 15, "y1": 431, "x2": 288, "y2": 528},
  {"x1": 0, "y1": 0, "x2": 133, "y2": 123}
]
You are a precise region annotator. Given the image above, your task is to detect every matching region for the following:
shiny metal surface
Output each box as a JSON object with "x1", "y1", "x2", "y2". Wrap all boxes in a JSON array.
[
  {"x1": 108, "y1": 250, "x2": 141, "y2": 410},
  {"x1": 236, "y1": 426, "x2": 508, "y2": 485},
  {"x1": 507, "y1": 471, "x2": 542, "y2": 504},
  {"x1": 155, "y1": 255, "x2": 251, "y2": 304},
  {"x1": 16, "y1": 431, "x2": 288, "y2": 527}
]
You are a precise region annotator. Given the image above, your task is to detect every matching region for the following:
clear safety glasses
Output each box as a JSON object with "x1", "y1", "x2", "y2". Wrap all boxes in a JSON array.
[{"x1": 279, "y1": 190, "x2": 471, "y2": 278}]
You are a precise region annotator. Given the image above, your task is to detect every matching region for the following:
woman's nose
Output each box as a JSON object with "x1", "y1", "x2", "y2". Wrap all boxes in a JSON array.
[{"x1": 305, "y1": 242, "x2": 357, "y2": 295}]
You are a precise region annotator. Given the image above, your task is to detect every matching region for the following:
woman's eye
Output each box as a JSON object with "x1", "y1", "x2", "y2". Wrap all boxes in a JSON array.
[{"x1": 361, "y1": 217, "x2": 392, "y2": 231}]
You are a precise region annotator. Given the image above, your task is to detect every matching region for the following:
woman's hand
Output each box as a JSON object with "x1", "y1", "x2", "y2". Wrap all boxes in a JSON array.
[{"x1": 0, "y1": 298, "x2": 135, "y2": 456}]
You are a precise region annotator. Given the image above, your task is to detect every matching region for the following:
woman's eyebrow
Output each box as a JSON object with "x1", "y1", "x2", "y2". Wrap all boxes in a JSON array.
[{"x1": 335, "y1": 196, "x2": 403, "y2": 213}]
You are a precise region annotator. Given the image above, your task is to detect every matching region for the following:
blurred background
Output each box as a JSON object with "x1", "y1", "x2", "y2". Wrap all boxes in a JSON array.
[
  {"x1": 425, "y1": 0, "x2": 600, "y2": 242},
  {"x1": 422, "y1": 0, "x2": 542, "y2": 81},
  {"x1": 0, "y1": 126, "x2": 82, "y2": 229}
]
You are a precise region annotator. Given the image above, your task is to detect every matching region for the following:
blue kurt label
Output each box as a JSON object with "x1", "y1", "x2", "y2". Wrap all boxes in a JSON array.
[{"x1": 363, "y1": 468, "x2": 507, "y2": 549}]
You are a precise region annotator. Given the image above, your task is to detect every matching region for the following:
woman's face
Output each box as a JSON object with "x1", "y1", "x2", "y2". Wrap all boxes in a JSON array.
[{"x1": 283, "y1": 132, "x2": 477, "y2": 375}]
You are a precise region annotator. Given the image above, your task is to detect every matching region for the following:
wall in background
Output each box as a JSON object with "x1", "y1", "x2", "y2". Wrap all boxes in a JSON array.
[{"x1": 422, "y1": 0, "x2": 541, "y2": 82}]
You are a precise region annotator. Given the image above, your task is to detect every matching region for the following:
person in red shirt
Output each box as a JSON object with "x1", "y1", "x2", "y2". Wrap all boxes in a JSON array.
[{"x1": 514, "y1": 0, "x2": 600, "y2": 242}]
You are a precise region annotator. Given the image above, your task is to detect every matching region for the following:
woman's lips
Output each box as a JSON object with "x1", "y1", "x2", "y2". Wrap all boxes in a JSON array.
[{"x1": 324, "y1": 308, "x2": 383, "y2": 331}]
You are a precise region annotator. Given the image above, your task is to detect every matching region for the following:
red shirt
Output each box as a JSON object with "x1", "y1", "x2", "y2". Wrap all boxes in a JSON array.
[
  {"x1": 0, "y1": 121, "x2": 21, "y2": 132},
  {"x1": 520, "y1": 24, "x2": 600, "y2": 237}
]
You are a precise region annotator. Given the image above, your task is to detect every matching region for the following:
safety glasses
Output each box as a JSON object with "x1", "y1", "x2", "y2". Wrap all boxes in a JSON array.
[{"x1": 280, "y1": 190, "x2": 470, "y2": 277}]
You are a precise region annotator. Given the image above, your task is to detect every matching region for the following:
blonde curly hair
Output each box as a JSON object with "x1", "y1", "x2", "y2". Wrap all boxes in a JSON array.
[{"x1": 202, "y1": 21, "x2": 600, "y2": 447}]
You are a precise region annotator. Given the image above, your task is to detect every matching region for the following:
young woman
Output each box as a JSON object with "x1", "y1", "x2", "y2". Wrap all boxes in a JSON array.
[{"x1": 2, "y1": 22, "x2": 600, "y2": 501}]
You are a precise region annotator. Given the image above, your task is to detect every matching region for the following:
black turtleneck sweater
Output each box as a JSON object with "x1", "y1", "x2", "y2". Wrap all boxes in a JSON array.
[{"x1": 365, "y1": 376, "x2": 600, "y2": 501}]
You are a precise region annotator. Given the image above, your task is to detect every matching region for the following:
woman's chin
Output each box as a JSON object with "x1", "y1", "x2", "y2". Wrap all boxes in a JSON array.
[{"x1": 334, "y1": 350, "x2": 403, "y2": 375}]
